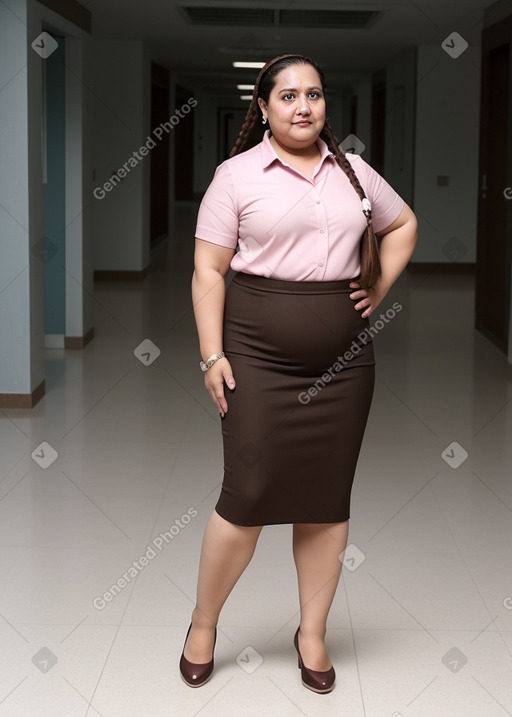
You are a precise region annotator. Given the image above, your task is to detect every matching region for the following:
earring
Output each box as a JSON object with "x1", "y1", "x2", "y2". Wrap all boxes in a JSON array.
[{"x1": 262, "y1": 117, "x2": 267, "y2": 125}]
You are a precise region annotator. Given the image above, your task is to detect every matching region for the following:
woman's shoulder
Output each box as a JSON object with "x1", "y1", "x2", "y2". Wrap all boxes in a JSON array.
[
  {"x1": 344, "y1": 151, "x2": 364, "y2": 168},
  {"x1": 343, "y1": 151, "x2": 369, "y2": 182}
]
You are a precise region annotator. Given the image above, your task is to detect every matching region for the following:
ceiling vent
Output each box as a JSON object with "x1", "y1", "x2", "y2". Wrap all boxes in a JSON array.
[
  {"x1": 183, "y1": 7, "x2": 275, "y2": 25},
  {"x1": 180, "y1": 7, "x2": 381, "y2": 28},
  {"x1": 279, "y1": 9, "x2": 379, "y2": 28}
]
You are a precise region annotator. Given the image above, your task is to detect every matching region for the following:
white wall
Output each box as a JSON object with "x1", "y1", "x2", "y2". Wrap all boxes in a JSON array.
[
  {"x1": 92, "y1": 40, "x2": 151, "y2": 272},
  {"x1": 26, "y1": 2, "x2": 46, "y2": 389},
  {"x1": 411, "y1": 45, "x2": 480, "y2": 263},
  {"x1": 0, "y1": 0, "x2": 95, "y2": 399},
  {"x1": 65, "y1": 33, "x2": 94, "y2": 339}
]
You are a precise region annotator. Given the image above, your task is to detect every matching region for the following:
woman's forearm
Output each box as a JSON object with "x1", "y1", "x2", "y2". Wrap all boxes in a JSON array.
[
  {"x1": 375, "y1": 218, "x2": 418, "y2": 296},
  {"x1": 191, "y1": 267, "x2": 226, "y2": 362}
]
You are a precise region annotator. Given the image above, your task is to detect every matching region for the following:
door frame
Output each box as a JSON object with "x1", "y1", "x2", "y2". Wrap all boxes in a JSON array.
[{"x1": 476, "y1": 15, "x2": 512, "y2": 358}]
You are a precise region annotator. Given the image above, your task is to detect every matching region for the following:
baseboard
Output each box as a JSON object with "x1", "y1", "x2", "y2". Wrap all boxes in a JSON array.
[
  {"x1": 0, "y1": 379, "x2": 45, "y2": 409},
  {"x1": 65, "y1": 326, "x2": 95, "y2": 350}
]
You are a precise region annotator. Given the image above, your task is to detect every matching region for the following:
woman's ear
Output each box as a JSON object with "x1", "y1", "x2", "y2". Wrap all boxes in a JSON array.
[{"x1": 257, "y1": 98, "x2": 267, "y2": 117}]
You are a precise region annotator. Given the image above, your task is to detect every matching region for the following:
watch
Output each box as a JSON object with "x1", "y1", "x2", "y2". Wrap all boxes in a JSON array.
[{"x1": 200, "y1": 352, "x2": 225, "y2": 372}]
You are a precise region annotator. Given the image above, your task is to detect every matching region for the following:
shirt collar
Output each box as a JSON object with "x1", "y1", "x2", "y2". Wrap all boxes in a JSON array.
[{"x1": 260, "y1": 128, "x2": 335, "y2": 169}]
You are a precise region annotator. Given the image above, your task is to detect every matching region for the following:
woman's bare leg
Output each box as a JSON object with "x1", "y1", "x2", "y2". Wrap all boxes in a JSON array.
[
  {"x1": 183, "y1": 509, "x2": 263, "y2": 662},
  {"x1": 292, "y1": 520, "x2": 349, "y2": 671}
]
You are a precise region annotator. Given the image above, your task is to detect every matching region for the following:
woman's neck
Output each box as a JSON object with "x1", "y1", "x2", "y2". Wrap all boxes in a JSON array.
[{"x1": 269, "y1": 133, "x2": 321, "y2": 160}]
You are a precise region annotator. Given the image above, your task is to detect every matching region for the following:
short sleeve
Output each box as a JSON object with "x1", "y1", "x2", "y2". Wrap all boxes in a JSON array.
[
  {"x1": 349, "y1": 155, "x2": 405, "y2": 234},
  {"x1": 195, "y1": 161, "x2": 239, "y2": 248}
]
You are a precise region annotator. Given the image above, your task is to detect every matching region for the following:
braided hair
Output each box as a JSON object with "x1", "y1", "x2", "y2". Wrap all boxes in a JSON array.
[{"x1": 229, "y1": 54, "x2": 381, "y2": 288}]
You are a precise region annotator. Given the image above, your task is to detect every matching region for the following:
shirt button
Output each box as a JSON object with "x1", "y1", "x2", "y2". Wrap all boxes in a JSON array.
[
  {"x1": 318, "y1": 261, "x2": 324, "y2": 267},
  {"x1": 316, "y1": 200, "x2": 321, "y2": 204},
  {"x1": 320, "y1": 229, "x2": 324, "y2": 234}
]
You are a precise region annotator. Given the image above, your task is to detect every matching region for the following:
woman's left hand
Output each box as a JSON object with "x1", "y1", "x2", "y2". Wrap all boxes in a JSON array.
[{"x1": 349, "y1": 281, "x2": 385, "y2": 318}]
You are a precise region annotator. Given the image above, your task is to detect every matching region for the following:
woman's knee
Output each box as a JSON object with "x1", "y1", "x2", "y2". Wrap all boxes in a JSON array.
[{"x1": 211, "y1": 509, "x2": 263, "y2": 541}]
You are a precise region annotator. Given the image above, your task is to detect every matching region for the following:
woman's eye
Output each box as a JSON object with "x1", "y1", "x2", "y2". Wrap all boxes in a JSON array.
[{"x1": 283, "y1": 92, "x2": 321, "y2": 101}]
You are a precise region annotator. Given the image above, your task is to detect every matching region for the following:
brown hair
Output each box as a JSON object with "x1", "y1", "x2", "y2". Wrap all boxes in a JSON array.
[{"x1": 229, "y1": 53, "x2": 381, "y2": 289}]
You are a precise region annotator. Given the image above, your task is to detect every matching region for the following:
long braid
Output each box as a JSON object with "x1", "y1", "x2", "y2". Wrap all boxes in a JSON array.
[
  {"x1": 321, "y1": 118, "x2": 381, "y2": 288},
  {"x1": 229, "y1": 101, "x2": 260, "y2": 158}
]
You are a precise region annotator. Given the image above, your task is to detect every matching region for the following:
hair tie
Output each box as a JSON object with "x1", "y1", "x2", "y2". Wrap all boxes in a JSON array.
[{"x1": 362, "y1": 198, "x2": 372, "y2": 225}]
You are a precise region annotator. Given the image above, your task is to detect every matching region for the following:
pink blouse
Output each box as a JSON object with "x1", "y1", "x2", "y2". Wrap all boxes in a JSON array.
[{"x1": 195, "y1": 129, "x2": 404, "y2": 281}]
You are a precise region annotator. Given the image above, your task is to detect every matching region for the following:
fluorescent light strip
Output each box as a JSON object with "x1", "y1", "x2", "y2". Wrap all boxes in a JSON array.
[
  {"x1": 240, "y1": 95, "x2": 253, "y2": 100},
  {"x1": 233, "y1": 61, "x2": 265, "y2": 68},
  {"x1": 237, "y1": 84, "x2": 255, "y2": 90}
]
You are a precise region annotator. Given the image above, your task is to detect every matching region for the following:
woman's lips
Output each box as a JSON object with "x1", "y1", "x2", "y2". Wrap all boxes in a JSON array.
[{"x1": 294, "y1": 121, "x2": 311, "y2": 126}]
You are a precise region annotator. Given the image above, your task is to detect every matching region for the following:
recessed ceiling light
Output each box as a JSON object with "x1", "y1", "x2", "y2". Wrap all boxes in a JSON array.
[
  {"x1": 237, "y1": 84, "x2": 255, "y2": 90},
  {"x1": 233, "y1": 61, "x2": 265, "y2": 68}
]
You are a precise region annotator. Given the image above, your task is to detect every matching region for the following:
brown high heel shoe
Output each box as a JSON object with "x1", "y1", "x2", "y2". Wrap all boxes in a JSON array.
[
  {"x1": 179, "y1": 622, "x2": 217, "y2": 687},
  {"x1": 293, "y1": 627, "x2": 336, "y2": 693}
]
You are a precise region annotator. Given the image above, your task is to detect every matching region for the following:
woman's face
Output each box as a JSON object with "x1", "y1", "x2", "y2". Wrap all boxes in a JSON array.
[{"x1": 258, "y1": 63, "x2": 326, "y2": 150}]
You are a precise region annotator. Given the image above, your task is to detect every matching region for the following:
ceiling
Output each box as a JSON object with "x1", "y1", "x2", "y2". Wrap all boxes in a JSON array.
[{"x1": 86, "y1": 0, "x2": 496, "y2": 92}]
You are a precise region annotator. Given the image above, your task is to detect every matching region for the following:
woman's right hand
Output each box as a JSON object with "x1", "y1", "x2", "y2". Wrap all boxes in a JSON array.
[{"x1": 204, "y1": 357, "x2": 236, "y2": 417}]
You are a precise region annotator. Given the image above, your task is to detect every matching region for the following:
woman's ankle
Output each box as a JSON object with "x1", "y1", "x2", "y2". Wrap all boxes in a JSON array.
[
  {"x1": 298, "y1": 623, "x2": 327, "y2": 639},
  {"x1": 191, "y1": 607, "x2": 217, "y2": 629}
]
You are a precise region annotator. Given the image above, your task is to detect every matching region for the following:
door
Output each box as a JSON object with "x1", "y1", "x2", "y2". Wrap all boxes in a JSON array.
[
  {"x1": 475, "y1": 18, "x2": 512, "y2": 353},
  {"x1": 150, "y1": 63, "x2": 170, "y2": 246},
  {"x1": 174, "y1": 84, "x2": 194, "y2": 200},
  {"x1": 371, "y1": 71, "x2": 386, "y2": 176},
  {"x1": 218, "y1": 108, "x2": 248, "y2": 162}
]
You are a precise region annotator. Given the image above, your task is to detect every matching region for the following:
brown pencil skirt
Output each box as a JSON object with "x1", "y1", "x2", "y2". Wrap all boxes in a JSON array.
[{"x1": 214, "y1": 271, "x2": 376, "y2": 526}]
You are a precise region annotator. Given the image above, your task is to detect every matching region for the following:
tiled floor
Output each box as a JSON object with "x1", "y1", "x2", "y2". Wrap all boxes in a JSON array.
[{"x1": 1, "y1": 204, "x2": 511, "y2": 716}]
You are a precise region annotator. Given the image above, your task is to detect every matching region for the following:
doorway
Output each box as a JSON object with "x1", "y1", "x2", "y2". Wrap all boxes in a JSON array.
[
  {"x1": 371, "y1": 71, "x2": 386, "y2": 176},
  {"x1": 150, "y1": 63, "x2": 170, "y2": 247},
  {"x1": 42, "y1": 31, "x2": 66, "y2": 347},
  {"x1": 475, "y1": 18, "x2": 512, "y2": 354},
  {"x1": 218, "y1": 108, "x2": 248, "y2": 162},
  {"x1": 174, "y1": 84, "x2": 195, "y2": 200}
]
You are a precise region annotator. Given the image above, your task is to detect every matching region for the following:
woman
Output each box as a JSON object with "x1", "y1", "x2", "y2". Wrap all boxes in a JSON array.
[{"x1": 180, "y1": 53, "x2": 417, "y2": 693}]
